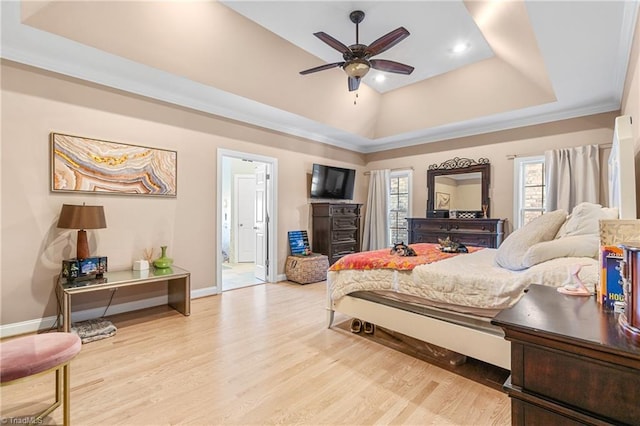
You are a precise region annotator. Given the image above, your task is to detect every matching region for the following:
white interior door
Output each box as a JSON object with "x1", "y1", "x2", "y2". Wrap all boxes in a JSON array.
[
  {"x1": 254, "y1": 164, "x2": 267, "y2": 281},
  {"x1": 217, "y1": 148, "x2": 278, "y2": 292},
  {"x1": 236, "y1": 175, "x2": 256, "y2": 263}
]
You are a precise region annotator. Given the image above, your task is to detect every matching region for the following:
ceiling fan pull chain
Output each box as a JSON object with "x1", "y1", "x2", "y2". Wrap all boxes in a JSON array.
[{"x1": 354, "y1": 91, "x2": 359, "y2": 106}]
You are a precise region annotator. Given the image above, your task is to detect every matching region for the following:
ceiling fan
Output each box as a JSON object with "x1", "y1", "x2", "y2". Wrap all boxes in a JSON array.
[{"x1": 300, "y1": 10, "x2": 414, "y2": 92}]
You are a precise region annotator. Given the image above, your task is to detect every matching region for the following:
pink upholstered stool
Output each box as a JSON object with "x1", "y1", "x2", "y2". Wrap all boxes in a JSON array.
[{"x1": 1, "y1": 332, "x2": 81, "y2": 425}]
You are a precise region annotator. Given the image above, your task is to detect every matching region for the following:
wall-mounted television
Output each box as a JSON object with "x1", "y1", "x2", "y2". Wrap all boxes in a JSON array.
[{"x1": 310, "y1": 164, "x2": 356, "y2": 200}]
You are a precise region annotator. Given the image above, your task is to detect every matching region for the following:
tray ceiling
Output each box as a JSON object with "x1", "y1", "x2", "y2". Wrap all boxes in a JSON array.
[{"x1": 2, "y1": 1, "x2": 638, "y2": 153}]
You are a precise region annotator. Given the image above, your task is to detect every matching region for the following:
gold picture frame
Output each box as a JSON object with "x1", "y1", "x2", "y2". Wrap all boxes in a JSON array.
[{"x1": 51, "y1": 133, "x2": 177, "y2": 197}]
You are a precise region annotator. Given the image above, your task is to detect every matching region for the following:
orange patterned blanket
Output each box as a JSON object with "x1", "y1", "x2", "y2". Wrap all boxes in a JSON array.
[{"x1": 329, "y1": 243, "x2": 483, "y2": 272}]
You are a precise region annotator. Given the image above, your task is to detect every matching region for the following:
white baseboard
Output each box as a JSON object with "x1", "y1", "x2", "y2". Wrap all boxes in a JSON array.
[
  {"x1": 192, "y1": 286, "x2": 218, "y2": 298},
  {"x1": 0, "y1": 285, "x2": 219, "y2": 338},
  {"x1": 276, "y1": 273, "x2": 287, "y2": 282},
  {"x1": 1, "y1": 317, "x2": 58, "y2": 339}
]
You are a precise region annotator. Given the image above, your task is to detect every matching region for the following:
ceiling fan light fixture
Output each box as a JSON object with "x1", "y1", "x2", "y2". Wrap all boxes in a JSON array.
[{"x1": 343, "y1": 60, "x2": 370, "y2": 78}]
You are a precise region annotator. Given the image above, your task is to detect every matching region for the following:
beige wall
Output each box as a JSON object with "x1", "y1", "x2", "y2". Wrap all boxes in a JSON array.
[
  {"x1": 366, "y1": 112, "x2": 619, "y2": 229},
  {"x1": 0, "y1": 60, "x2": 366, "y2": 326}
]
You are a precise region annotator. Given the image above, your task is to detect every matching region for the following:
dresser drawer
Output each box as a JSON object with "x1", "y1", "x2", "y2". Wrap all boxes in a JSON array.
[
  {"x1": 449, "y1": 234, "x2": 494, "y2": 248},
  {"x1": 407, "y1": 218, "x2": 504, "y2": 248},
  {"x1": 333, "y1": 216, "x2": 358, "y2": 230},
  {"x1": 409, "y1": 233, "x2": 447, "y2": 244},
  {"x1": 331, "y1": 242, "x2": 358, "y2": 263},
  {"x1": 332, "y1": 229, "x2": 357, "y2": 244},
  {"x1": 410, "y1": 219, "x2": 448, "y2": 232},
  {"x1": 411, "y1": 232, "x2": 494, "y2": 248},
  {"x1": 511, "y1": 400, "x2": 584, "y2": 426},
  {"x1": 448, "y1": 220, "x2": 497, "y2": 233},
  {"x1": 330, "y1": 205, "x2": 359, "y2": 216},
  {"x1": 517, "y1": 344, "x2": 640, "y2": 425}
]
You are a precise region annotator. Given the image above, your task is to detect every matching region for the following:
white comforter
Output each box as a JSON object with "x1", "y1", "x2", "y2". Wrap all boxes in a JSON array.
[{"x1": 328, "y1": 248, "x2": 598, "y2": 311}]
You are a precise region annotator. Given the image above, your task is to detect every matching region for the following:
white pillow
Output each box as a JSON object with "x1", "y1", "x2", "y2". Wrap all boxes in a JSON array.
[
  {"x1": 556, "y1": 202, "x2": 618, "y2": 238},
  {"x1": 522, "y1": 234, "x2": 599, "y2": 268},
  {"x1": 495, "y1": 209, "x2": 568, "y2": 271}
]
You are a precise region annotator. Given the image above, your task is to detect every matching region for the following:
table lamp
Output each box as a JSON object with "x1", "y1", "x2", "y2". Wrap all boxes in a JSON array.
[{"x1": 57, "y1": 203, "x2": 107, "y2": 260}]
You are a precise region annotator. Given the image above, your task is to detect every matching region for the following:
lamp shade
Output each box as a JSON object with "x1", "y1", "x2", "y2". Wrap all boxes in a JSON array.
[
  {"x1": 344, "y1": 60, "x2": 370, "y2": 79},
  {"x1": 57, "y1": 204, "x2": 106, "y2": 260},
  {"x1": 57, "y1": 204, "x2": 106, "y2": 230}
]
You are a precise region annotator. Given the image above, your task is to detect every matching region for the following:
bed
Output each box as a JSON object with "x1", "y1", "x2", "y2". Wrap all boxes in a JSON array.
[{"x1": 326, "y1": 115, "x2": 635, "y2": 370}]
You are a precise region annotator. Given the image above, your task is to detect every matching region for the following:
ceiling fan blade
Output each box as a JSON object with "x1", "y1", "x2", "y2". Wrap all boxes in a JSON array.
[
  {"x1": 314, "y1": 32, "x2": 351, "y2": 55},
  {"x1": 299, "y1": 62, "x2": 345, "y2": 75},
  {"x1": 365, "y1": 27, "x2": 410, "y2": 57},
  {"x1": 370, "y1": 59, "x2": 414, "y2": 75},
  {"x1": 348, "y1": 77, "x2": 361, "y2": 92}
]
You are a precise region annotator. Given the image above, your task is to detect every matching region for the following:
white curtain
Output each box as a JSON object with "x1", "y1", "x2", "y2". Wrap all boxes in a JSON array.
[
  {"x1": 545, "y1": 144, "x2": 600, "y2": 212},
  {"x1": 362, "y1": 169, "x2": 390, "y2": 251}
]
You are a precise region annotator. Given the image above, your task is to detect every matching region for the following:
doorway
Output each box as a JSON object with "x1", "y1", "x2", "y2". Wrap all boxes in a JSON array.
[{"x1": 217, "y1": 149, "x2": 277, "y2": 292}]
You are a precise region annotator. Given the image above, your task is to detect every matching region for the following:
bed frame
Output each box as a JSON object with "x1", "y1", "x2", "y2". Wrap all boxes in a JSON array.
[
  {"x1": 326, "y1": 115, "x2": 635, "y2": 371},
  {"x1": 327, "y1": 293, "x2": 511, "y2": 368}
]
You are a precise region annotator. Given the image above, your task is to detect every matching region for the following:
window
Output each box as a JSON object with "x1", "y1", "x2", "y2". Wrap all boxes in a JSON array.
[
  {"x1": 513, "y1": 156, "x2": 546, "y2": 229},
  {"x1": 389, "y1": 170, "x2": 412, "y2": 244}
]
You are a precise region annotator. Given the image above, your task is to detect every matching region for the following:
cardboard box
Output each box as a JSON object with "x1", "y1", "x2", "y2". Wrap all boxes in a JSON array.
[
  {"x1": 598, "y1": 220, "x2": 640, "y2": 303},
  {"x1": 599, "y1": 245, "x2": 622, "y2": 304},
  {"x1": 602, "y1": 254, "x2": 624, "y2": 310}
]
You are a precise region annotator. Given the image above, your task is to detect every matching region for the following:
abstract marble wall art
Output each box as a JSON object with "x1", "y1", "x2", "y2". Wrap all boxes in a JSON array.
[{"x1": 51, "y1": 133, "x2": 177, "y2": 196}]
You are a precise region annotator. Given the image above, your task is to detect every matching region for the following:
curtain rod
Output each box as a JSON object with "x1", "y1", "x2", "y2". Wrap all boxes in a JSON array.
[
  {"x1": 506, "y1": 142, "x2": 613, "y2": 160},
  {"x1": 364, "y1": 166, "x2": 414, "y2": 175}
]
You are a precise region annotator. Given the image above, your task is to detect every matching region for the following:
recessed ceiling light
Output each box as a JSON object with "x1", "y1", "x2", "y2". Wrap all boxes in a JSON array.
[
  {"x1": 452, "y1": 42, "x2": 469, "y2": 54},
  {"x1": 375, "y1": 74, "x2": 386, "y2": 83}
]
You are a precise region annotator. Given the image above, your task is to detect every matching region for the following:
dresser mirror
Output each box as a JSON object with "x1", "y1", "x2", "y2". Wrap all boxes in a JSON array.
[{"x1": 427, "y1": 158, "x2": 491, "y2": 217}]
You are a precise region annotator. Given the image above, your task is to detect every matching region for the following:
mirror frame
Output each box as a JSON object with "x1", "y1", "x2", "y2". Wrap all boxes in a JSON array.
[{"x1": 427, "y1": 157, "x2": 491, "y2": 217}]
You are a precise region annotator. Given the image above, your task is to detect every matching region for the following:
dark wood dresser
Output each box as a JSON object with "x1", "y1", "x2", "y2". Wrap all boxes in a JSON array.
[
  {"x1": 406, "y1": 218, "x2": 505, "y2": 248},
  {"x1": 311, "y1": 203, "x2": 361, "y2": 265},
  {"x1": 492, "y1": 284, "x2": 640, "y2": 426}
]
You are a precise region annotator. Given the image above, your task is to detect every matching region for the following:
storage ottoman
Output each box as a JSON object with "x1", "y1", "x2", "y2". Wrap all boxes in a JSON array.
[{"x1": 285, "y1": 254, "x2": 329, "y2": 284}]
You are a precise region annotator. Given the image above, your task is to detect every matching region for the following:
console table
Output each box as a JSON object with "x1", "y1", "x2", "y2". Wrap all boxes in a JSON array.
[
  {"x1": 57, "y1": 266, "x2": 191, "y2": 332},
  {"x1": 492, "y1": 284, "x2": 640, "y2": 425}
]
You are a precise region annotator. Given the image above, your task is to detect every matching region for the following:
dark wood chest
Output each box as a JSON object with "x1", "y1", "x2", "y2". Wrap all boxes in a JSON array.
[
  {"x1": 406, "y1": 217, "x2": 505, "y2": 248},
  {"x1": 311, "y1": 203, "x2": 361, "y2": 265},
  {"x1": 492, "y1": 284, "x2": 640, "y2": 425}
]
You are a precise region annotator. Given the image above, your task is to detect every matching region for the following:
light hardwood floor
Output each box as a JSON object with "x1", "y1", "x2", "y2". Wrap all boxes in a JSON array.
[
  {"x1": 222, "y1": 262, "x2": 264, "y2": 291},
  {"x1": 1, "y1": 281, "x2": 510, "y2": 425}
]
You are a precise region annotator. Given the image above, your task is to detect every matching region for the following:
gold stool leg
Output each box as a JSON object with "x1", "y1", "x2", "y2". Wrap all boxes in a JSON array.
[
  {"x1": 63, "y1": 363, "x2": 71, "y2": 425},
  {"x1": 30, "y1": 366, "x2": 63, "y2": 425}
]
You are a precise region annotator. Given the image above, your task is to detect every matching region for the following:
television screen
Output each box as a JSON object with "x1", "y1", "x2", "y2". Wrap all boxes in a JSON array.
[{"x1": 310, "y1": 164, "x2": 356, "y2": 200}]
